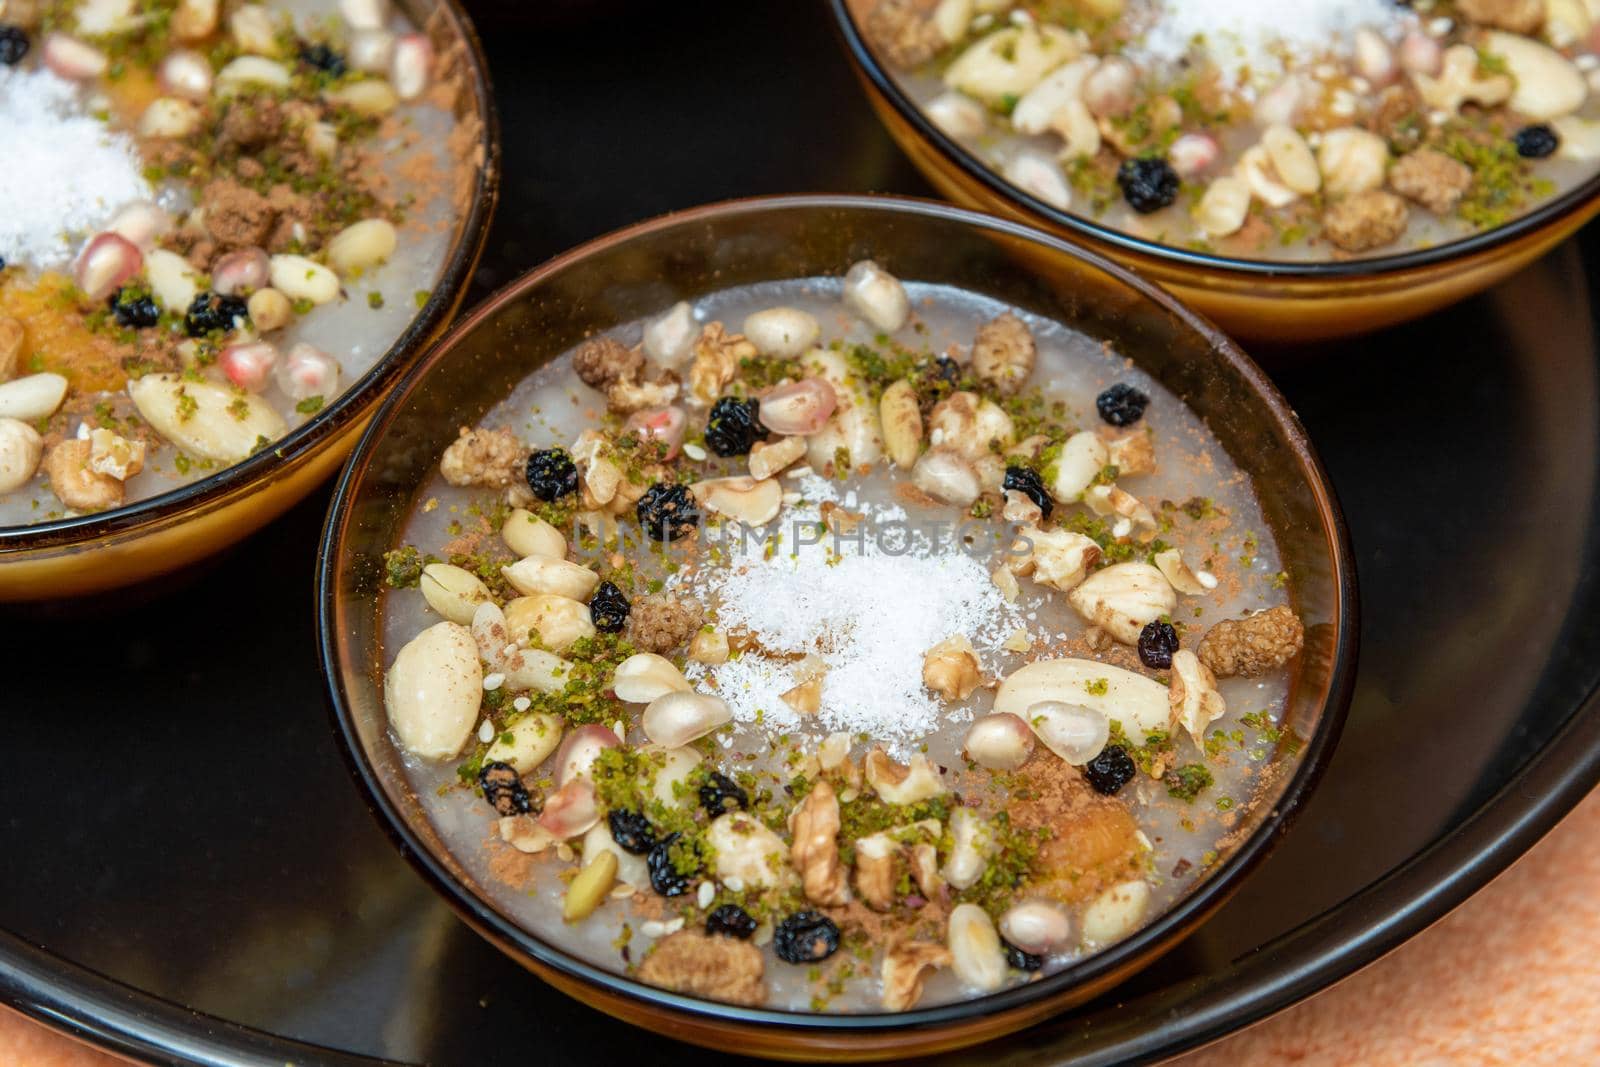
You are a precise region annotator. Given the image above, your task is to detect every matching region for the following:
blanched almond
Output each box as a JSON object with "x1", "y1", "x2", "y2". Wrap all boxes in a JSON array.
[
  {"x1": 127, "y1": 374, "x2": 287, "y2": 462},
  {"x1": 215, "y1": 55, "x2": 291, "y2": 93},
  {"x1": 323, "y1": 77, "x2": 399, "y2": 115},
  {"x1": 484, "y1": 712, "x2": 563, "y2": 774},
  {"x1": 995, "y1": 658, "x2": 1170, "y2": 744},
  {"x1": 742, "y1": 307, "x2": 820, "y2": 358},
  {"x1": 144, "y1": 248, "x2": 203, "y2": 313},
  {"x1": 502, "y1": 594, "x2": 595, "y2": 652},
  {"x1": 612, "y1": 652, "x2": 692, "y2": 703},
  {"x1": 0, "y1": 373, "x2": 69, "y2": 421},
  {"x1": 269, "y1": 254, "x2": 341, "y2": 305},
  {"x1": 1047, "y1": 430, "x2": 1107, "y2": 502},
  {"x1": 502, "y1": 508, "x2": 567, "y2": 559},
  {"x1": 644, "y1": 690, "x2": 733, "y2": 748},
  {"x1": 1082, "y1": 880, "x2": 1151, "y2": 945},
  {"x1": 384, "y1": 622, "x2": 482, "y2": 759},
  {"x1": 947, "y1": 903, "x2": 1006, "y2": 993},
  {"x1": 420, "y1": 563, "x2": 492, "y2": 624},
  {"x1": 0, "y1": 418, "x2": 44, "y2": 494},
  {"x1": 501, "y1": 555, "x2": 600, "y2": 601}
]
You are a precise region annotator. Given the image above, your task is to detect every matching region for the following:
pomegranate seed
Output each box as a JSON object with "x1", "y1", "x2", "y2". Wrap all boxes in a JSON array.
[
  {"x1": 273, "y1": 342, "x2": 340, "y2": 401},
  {"x1": 75, "y1": 233, "x2": 142, "y2": 302},
  {"x1": 105, "y1": 201, "x2": 173, "y2": 252},
  {"x1": 623, "y1": 406, "x2": 687, "y2": 460},
  {"x1": 211, "y1": 247, "x2": 271, "y2": 296},
  {"x1": 1168, "y1": 132, "x2": 1220, "y2": 178},
  {"x1": 219, "y1": 342, "x2": 279, "y2": 393},
  {"x1": 757, "y1": 378, "x2": 837, "y2": 436},
  {"x1": 537, "y1": 779, "x2": 600, "y2": 840}
]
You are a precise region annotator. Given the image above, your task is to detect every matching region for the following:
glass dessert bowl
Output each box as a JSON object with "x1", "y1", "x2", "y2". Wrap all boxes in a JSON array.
[
  {"x1": 829, "y1": 0, "x2": 1600, "y2": 341},
  {"x1": 319, "y1": 195, "x2": 1356, "y2": 1060},
  {"x1": 0, "y1": 0, "x2": 498, "y2": 599}
]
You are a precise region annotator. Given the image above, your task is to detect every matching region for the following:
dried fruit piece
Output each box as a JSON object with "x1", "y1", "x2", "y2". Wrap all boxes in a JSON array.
[
  {"x1": 636, "y1": 482, "x2": 700, "y2": 541},
  {"x1": 646, "y1": 832, "x2": 696, "y2": 896},
  {"x1": 1515, "y1": 124, "x2": 1561, "y2": 159},
  {"x1": 479, "y1": 761, "x2": 533, "y2": 816},
  {"x1": 1116, "y1": 157, "x2": 1179, "y2": 213},
  {"x1": 607, "y1": 809, "x2": 657, "y2": 854},
  {"x1": 706, "y1": 904, "x2": 758, "y2": 939},
  {"x1": 699, "y1": 770, "x2": 749, "y2": 815},
  {"x1": 524, "y1": 448, "x2": 578, "y2": 501},
  {"x1": 184, "y1": 290, "x2": 248, "y2": 336},
  {"x1": 1096, "y1": 383, "x2": 1149, "y2": 427},
  {"x1": 1003, "y1": 465, "x2": 1052, "y2": 518},
  {"x1": 1137, "y1": 620, "x2": 1179, "y2": 670},
  {"x1": 773, "y1": 911, "x2": 840, "y2": 964},
  {"x1": 1083, "y1": 745, "x2": 1136, "y2": 795},
  {"x1": 704, "y1": 396, "x2": 765, "y2": 456},
  {"x1": 588, "y1": 581, "x2": 631, "y2": 633}
]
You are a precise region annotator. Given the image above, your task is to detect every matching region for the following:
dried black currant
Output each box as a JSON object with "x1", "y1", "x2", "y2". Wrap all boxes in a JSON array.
[
  {"x1": 773, "y1": 911, "x2": 840, "y2": 964},
  {"x1": 636, "y1": 482, "x2": 699, "y2": 541},
  {"x1": 478, "y1": 761, "x2": 533, "y2": 817},
  {"x1": 607, "y1": 808, "x2": 657, "y2": 854},
  {"x1": 1513, "y1": 124, "x2": 1560, "y2": 159},
  {"x1": 699, "y1": 770, "x2": 749, "y2": 815},
  {"x1": 1137, "y1": 620, "x2": 1179, "y2": 670},
  {"x1": 109, "y1": 288, "x2": 161, "y2": 329},
  {"x1": 706, "y1": 904, "x2": 759, "y2": 940},
  {"x1": 704, "y1": 396, "x2": 764, "y2": 457},
  {"x1": 524, "y1": 448, "x2": 578, "y2": 501},
  {"x1": 298, "y1": 42, "x2": 347, "y2": 77},
  {"x1": 1116, "y1": 157, "x2": 1180, "y2": 214},
  {"x1": 1003, "y1": 940, "x2": 1044, "y2": 972},
  {"x1": 932, "y1": 354, "x2": 962, "y2": 384},
  {"x1": 0, "y1": 25, "x2": 30, "y2": 65},
  {"x1": 184, "y1": 291, "x2": 249, "y2": 337},
  {"x1": 1096, "y1": 382, "x2": 1150, "y2": 427},
  {"x1": 589, "y1": 581, "x2": 631, "y2": 633},
  {"x1": 646, "y1": 832, "x2": 695, "y2": 897},
  {"x1": 1002, "y1": 465, "x2": 1053, "y2": 519},
  {"x1": 1084, "y1": 745, "x2": 1137, "y2": 796}
]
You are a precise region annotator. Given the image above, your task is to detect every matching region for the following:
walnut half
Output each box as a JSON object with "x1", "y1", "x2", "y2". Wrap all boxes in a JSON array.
[{"x1": 789, "y1": 778, "x2": 848, "y2": 907}]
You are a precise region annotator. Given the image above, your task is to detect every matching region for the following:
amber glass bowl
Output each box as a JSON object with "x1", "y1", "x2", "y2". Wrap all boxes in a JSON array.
[
  {"x1": 828, "y1": 0, "x2": 1600, "y2": 342},
  {"x1": 319, "y1": 195, "x2": 1357, "y2": 1061},
  {"x1": 0, "y1": 0, "x2": 499, "y2": 601}
]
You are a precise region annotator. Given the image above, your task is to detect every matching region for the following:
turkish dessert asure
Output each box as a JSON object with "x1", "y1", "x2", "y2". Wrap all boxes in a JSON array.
[
  {"x1": 0, "y1": 0, "x2": 473, "y2": 523},
  {"x1": 856, "y1": 0, "x2": 1600, "y2": 259},
  {"x1": 378, "y1": 262, "x2": 1307, "y2": 1012}
]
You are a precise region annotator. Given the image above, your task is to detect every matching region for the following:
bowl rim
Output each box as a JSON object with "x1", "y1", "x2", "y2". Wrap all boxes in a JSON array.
[
  {"x1": 0, "y1": 0, "x2": 502, "y2": 555},
  {"x1": 826, "y1": 0, "x2": 1600, "y2": 281},
  {"x1": 317, "y1": 193, "x2": 1359, "y2": 1035}
]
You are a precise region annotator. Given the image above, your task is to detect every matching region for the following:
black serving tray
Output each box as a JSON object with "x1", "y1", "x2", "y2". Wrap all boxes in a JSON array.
[{"x1": 5, "y1": 2, "x2": 1600, "y2": 1064}]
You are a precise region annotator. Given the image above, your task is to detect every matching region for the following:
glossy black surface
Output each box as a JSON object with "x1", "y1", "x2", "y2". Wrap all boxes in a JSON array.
[{"x1": 4, "y1": 1, "x2": 1600, "y2": 1064}]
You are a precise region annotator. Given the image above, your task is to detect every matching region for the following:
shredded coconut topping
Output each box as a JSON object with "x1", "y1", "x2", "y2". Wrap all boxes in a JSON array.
[
  {"x1": 0, "y1": 68, "x2": 152, "y2": 268},
  {"x1": 677, "y1": 475, "x2": 1022, "y2": 752},
  {"x1": 1128, "y1": 0, "x2": 1412, "y2": 88}
]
